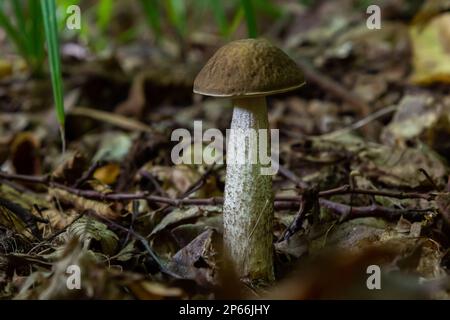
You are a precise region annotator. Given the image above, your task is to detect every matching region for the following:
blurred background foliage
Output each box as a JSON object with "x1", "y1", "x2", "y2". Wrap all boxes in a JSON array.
[
  {"x1": 0, "y1": 0, "x2": 306, "y2": 136},
  {"x1": 0, "y1": 0, "x2": 310, "y2": 69},
  {"x1": 2, "y1": 0, "x2": 450, "y2": 300},
  {"x1": 1, "y1": 0, "x2": 448, "y2": 139}
]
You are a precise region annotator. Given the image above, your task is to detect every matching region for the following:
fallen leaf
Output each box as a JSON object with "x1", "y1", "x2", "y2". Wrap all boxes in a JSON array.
[
  {"x1": 128, "y1": 281, "x2": 185, "y2": 300},
  {"x1": 150, "y1": 206, "x2": 221, "y2": 238},
  {"x1": 65, "y1": 216, "x2": 119, "y2": 255},
  {"x1": 10, "y1": 132, "x2": 41, "y2": 176},
  {"x1": 0, "y1": 59, "x2": 12, "y2": 79},
  {"x1": 92, "y1": 131, "x2": 133, "y2": 163},
  {"x1": 167, "y1": 229, "x2": 219, "y2": 287},
  {"x1": 49, "y1": 188, "x2": 119, "y2": 220},
  {"x1": 410, "y1": 13, "x2": 450, "y2": 84},
  {"x1": 52, "y1": 151, "x2": 87, "y2": 184},
  {"x1": 93, "y1": 163, "x2": 121, "y2": 185}
]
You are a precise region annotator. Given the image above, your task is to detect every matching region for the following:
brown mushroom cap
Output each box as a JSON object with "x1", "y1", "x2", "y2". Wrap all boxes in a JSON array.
[{"x1": 193, "y1": 38, "x2": 305, "y2": 98}]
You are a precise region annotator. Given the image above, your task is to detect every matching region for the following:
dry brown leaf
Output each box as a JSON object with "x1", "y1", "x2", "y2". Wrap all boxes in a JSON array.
[
  {"x1": 49, "y1": 188, "x2": 119, "y2": 220},
  {"x1": 167, "y1": 229, "x2": 219, "y2": 287},
  {"x1": 40, "y1": 208, "x2": 79, "y2": 236},
  {"x1": 52, "y1": 151, "x2": 87, "y2": 184},
  {"x1": 10, "y1": 132, "x2": 41, "y2": 176},
  {"x1": 114, "y1": 72, "x2": 147, "y2": 117}
]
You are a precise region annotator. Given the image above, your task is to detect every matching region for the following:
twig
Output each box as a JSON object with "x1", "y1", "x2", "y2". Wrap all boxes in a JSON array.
[
  {"x1": 279, "y1": 196, "x2": 305, "y2": 241},
  {"x1": 316, "y1": 184, "x2": 435, "y2": 201},
  {"x1": 0, "y1": 170, "x2": 435, "y2": 232},
  {"x1": 277, "y1": 164, "x2": 309, "y2": 189},
  {"x1": 319, "y1": 199, "x2": 432, "y2": 222},
  {"x1": 72, "y1": 161, "x2": 103, "y2": 188},
  {"x1": 124, "y1": 200, "x2": 139, "y2": 244},
  {"x1": 44, "y1": 211, "x2": 86, "y2": 242},
  {"x1": 0, "y1": 171, "x2": 47, "y2": 184},
  {"x1": 0, "y1": 171, "x2": 436, "y2": 203},
  {"x1": 418, "y1": 168, "x2": 440, "y2": 191},
  {"x1": 311, "y1": 105, "x2": 397, "y2": 139},
  {"x1": 139, "y1": 170, "x2": 169, "y2": 197},
  {"x1": 69, "y1": 106, "x2": 155, "y2": 133},
  {"x1": 179, "y1": 164, "x2": 220, "y2": 199}
]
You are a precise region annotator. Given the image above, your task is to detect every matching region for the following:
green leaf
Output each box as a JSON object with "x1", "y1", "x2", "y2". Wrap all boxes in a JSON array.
[
  {"x1": 0, "y1": 1, "x2": 27, "y2": 58},
  {"x1": 253, "y1": 0, "x2": 282, "y2": 18},
  {"x1": 209, "y1": 0, "x2": 228, "y2": 36},
  {"x1": 0, "y1": 0, "x2": 45, "y2": 75},
  {"x1": 164, "y1": 0, "x2": 187, "y2": 36},
  {"x1": 226, "y1": 6, "x2": 244, "y2": 37},
  {"x1": 140, "y1": 0, "x2": 162, "y2": 39},
  {"x1": 97, "y1": 0, "x2": 113, "y2": 31},
  {"x1": 11, "y1": 0, "x2": 26, "y2": 39},
  {"x1": 41, "y1": 0, "x2": 65, "y2": 145},
  {"x1": 28, "y1": 0, "x2": 45, "y2": 74},
  {"x1": 241, "y1": 0, "x2": 258, "y2": 38}
]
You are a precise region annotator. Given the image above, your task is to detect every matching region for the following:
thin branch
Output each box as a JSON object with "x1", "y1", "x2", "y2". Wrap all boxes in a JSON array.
[
  {"x1": 0, "y1": 170, "x2": 435, "y2": 228},
  {"x1": 319, "y1": 199, "x2": 432, "y2": 222},
  {"x1": 139, "y1": 170, "x2": 169, "y2": 197},
  {"x1": 72, "y1": 161, "x2": 103, "y2": 188},
  {"x1": 179, "y1": 164, "x2": 220, "y2": 199},
  {"x1": 316, "y1": 184, "x2": 435, "y2": 201},
  {"x1": 0, "y1": 171, "x2": 48, "y2": 184},
  {"x1": 0, "y1": 171, "x2": 436, "y2": 204},
  {"x1": 310, "y1": 105, "x2": 398, "y2": 139},
  {"x1": 418, "y1": 168, "x2": 440, "y2": 191},
  {"x1": 277, "y1": 164, "x2": 309, "y2": 189}
]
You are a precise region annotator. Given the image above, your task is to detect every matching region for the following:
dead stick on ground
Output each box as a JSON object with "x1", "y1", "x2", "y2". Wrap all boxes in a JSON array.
[
  {"x1": 0, "y1": 171, "x2": 435, "y2": 229},
  {"x1": 0, "y1": 171, "x2": 436, "y2": 204}
]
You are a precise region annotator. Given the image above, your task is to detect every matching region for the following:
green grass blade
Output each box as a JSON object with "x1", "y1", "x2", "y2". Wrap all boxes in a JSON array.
[
  {"x1": 298, "y1": 0, "x2": 314, "y2": 7},
  {"x1": 41, "y1": 0, "x2": 65, "y2": 135},
  {"x1": 28, "y1": 0, "x2": 45, "y2": 74},
  {"x1": 253, "y1": 0, "x2": 282, "y2": 18},
  {"x1": 210, "y1": 0, "x2": 228, "y2": 36},
  {"x1": 241, "y1": 0, "x2": 257, "y2": 38},
  {"x1": 97, "y1": 0, "x2": 113, "y2": 31},
  {"x1": 140, "y1": 0, "x2": 161, "y2": 39},
  {"x1": 11, "y1": 0, "x2": 26, "y2": 35},
  {"x1": 0, "y1": 1, "x2": 27, "y2": 57},
  {"x1": 226, "y1": 6, "x2": 244, "y2": 37},
  {"x1": 0, "y1": 0, "x2": 45, "y2": 75},
  {"x1": 164, "y1": 0, "x2": 187, "y2": 36}
]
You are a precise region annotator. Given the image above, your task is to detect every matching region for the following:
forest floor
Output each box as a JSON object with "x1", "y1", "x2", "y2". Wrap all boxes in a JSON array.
[{"x1": 0, "y1": 0, "x2": 450, "y2": 299}]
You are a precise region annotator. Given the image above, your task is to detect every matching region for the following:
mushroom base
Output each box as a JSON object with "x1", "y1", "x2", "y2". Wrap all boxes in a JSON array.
[{"x1": 223, "y1": 97, "x2": 274, "y2": 284}]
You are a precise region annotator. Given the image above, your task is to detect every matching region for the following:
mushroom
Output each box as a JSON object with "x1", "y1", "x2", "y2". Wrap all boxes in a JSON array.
[{"x1": 193, "y1": 39, "x2": 304, "y2": 283}]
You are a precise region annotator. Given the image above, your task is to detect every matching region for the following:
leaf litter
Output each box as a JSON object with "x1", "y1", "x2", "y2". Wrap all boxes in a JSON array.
[{"x1": 0, "y1": 0, "x2": 450, "y2": 299}]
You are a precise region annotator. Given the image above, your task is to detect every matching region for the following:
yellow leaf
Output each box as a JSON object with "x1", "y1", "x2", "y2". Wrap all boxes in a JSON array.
[
  {"x1": 93, "y1": 163, "x2": 120, "y2": 185},
  {"x1": 0, "y1": 59, "x2": 12, "y2": 79},
  {"x1": 410, "y1": 13, "x2": 450, "y2": 84}
]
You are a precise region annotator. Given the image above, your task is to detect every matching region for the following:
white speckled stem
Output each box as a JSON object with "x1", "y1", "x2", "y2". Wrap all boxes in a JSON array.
[{"x1": 223, "y1": 97, "x2": 274, "y2": 283}]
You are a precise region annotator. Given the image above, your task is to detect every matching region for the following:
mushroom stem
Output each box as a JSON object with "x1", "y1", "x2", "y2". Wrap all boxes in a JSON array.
[{"x1": 223, "y1": 96, "x2": 274, "y2": 283}]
